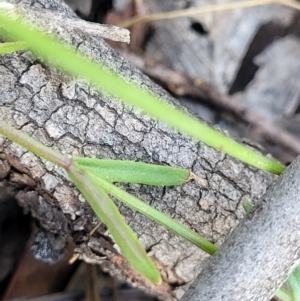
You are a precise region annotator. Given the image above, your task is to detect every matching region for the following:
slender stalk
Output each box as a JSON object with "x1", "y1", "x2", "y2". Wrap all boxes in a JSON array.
[
  {"x1": 0, "y1": 120, "x2": 70, "y2": 169},
  {"x1": 69, "y1": 163, "x2": 161, "y2": 284},
  {"x1": 275, "y1": 288, "x2": 293, "y2": 301},
  {"x1": 0, "y1": 10, "x2": 285, "y2": 174},
  {"x1": 0, "y1": 41, "x2": 27, "y2": 54},
  {"x1": 119, "y1": 0, "x2": 274, "y2": 27},
  {"x1": 119, "y1": 0, "x2": 300, "y2": 28},
  {"x1": 80, "y1": 168, "x2": 218, "y2": 255}
]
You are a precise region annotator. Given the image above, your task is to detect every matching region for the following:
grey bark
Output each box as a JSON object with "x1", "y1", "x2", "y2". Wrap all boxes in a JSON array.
[
  {"x1": 0, "y1": 0, "x2": 276, "y2": 300},
  {"x1": 182, "y1": 154, "x2": 300, "y2": 301},
  {"x1": 2, "y1": 2, "x2": 130, "y2": 43}
]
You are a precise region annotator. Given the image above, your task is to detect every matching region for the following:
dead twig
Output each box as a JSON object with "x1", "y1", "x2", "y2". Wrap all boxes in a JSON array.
[
  {"x1": 119, "y1": 0, "x2": 300, "y2": 28},
  {"x1": 0, "y1": 3, "x2": 130, "y2": 43}
]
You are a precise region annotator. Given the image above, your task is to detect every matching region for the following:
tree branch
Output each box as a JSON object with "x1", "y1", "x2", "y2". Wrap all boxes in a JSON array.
[
  {"x1": 182, "y1": 154, "x2": 300, "y2": 301},
  {"x1": 0, "y1": 2, "x2": 130, "y2": 43}
]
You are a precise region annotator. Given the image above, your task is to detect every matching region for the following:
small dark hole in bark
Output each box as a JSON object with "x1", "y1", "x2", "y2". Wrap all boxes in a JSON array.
[{"x1": 190, "y1": 21, "x2": 208, "y2": 35}]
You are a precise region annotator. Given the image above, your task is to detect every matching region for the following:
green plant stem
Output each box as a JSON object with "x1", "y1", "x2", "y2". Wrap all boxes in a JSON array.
[
  {"x1": 0, "y1": 120, "x2": 70, "y2": 168},
  {"x1": 275, "y1": 288, "x2": 293, "y2": 301},
  {"x1": 0, "y1": 9, "x2": 285, "y2": 174},
  {"x1": 69, "y1": 163, "x2": 161, "y2": 284},
  {"x1": 287, "y1": 267, "x2": 300, "y2": 301},
  {"x1": 0, "y1": 122, "x2": 161, "y2": 283},
  {"x1": 0, "y1": 41, "x2": 27, "y2": 54},
  {"x1": 0, "y1": 120, "x2": 216, "y2": 254},
  {"x1": 76, "y1": 163, "x2": 218, "y2": 255}
]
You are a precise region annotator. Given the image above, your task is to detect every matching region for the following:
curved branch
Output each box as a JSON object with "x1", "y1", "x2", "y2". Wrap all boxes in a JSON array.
[{"x1": 182, "y1": 155, "x2": 300, "y2": 301}]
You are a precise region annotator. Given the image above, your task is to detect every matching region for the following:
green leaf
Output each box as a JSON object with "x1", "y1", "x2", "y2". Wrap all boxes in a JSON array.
[
  {"x1": 74, "y1": 158, "x2": 190, "y2": 186},
  {"x1": 0, "y1": 120, "x2": 214, "y2": 274},
  {"x1": 0, "y1": 120, "x2": 69, "y2": 168},
  {"x1": 78, "y1": 164, "x2": 217, "y2": 255},
  {"x1": 68, "y1": 162, "x2": 161, "y2": 284},
  {"x1": 275, "y1": 288, "x2": 293, "y2": 301},
  {"x1": 291, "y1": 267, "x2": 300, "y2": 285},
  {"x1": 0, "y1": 41, "x2": 27, "y2": 54},
  {"x1": 287, "y1": 267, "x2": 300, "y2": 301},
  {"x1": 0, "y1": 8, "x2": 285, "y2": 174}
]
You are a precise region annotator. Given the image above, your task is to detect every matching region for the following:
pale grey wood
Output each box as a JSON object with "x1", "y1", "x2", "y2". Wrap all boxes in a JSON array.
[
  {"x1": 234, "y1": 35, "x2": 300, "y2": 120},
  {"x1": 146, "y1": 0, "x2": 295, "y2": 92},
  {"x1": 0, "y1": 0, "x2": 275, "y2": 300},
  {"x1": 181, "y1": 154, "x2": 300, "y2": 301},
  {"x1": 142, "y1": 0, "x2": 300, "y2": 157},
  {"x1": 0, "y1": 2, "x2": 130, "y2": 43}
]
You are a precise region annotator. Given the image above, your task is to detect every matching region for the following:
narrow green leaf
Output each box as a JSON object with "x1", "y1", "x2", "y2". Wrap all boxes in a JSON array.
[
  {"x1": 0, "y1": 41, "x2": 27, "y2": 54},
  {"x1": 291, "y1": 266, "x2": 300, "y2": 284},
  {"x1": 68, "y1": 162, "x2": 161, "y2": 284},
  {"x1": 79, "y1": 166, "x2": 217, "y2": 255},
  {"x1": 0, "y1": 9, "x2": 285, "y2": 174},
  {"x1": 287, "y1": 267, "x2": 300, "y2": 301},
  {"x1": 0, "y1": 121, "x2": 212, "y2": 276},
  {"x1": 275, "y1": 288, "x2": 293, "y2": 301},
  {"x1": 74, "y1": 158, "x2": 189, "y2": 186},
  {"x1": 0, "y1": 120, "x2": 69, "y2": 169}
]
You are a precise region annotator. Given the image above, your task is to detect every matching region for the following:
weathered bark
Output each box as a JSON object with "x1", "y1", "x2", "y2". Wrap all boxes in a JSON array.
[
  {"x1": 0, "y1": 0, "x2": 275, "y2": 300},
  {"x1": 182, "y1": 154, "x2": 300, "y2": 301}
]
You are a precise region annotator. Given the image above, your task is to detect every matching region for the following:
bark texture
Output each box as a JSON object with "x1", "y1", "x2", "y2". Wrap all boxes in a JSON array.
[
  {"x1": 0, "y1": 0, "x2": 274, "y2": 299},
  {"x1": 182, "y1": 154, "x2": 300, "y2": 301}
]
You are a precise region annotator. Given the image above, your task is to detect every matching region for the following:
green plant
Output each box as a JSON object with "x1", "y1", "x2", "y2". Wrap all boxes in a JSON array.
[
  {"x1": 0, "y1": 41, "x2": 27, "y2": 54},
  {"x1": 0, "y1": 5, "x2": 285, "y2": 174},
  {"x1": 0, "y1": 120, "x2": 218, "y2": 284},
  {"x1": 0, "y1": 4, "x2": 290, "y2": 297}
]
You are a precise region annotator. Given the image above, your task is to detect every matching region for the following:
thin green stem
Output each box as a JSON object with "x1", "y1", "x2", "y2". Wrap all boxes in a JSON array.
[
  {"x1": 80, "y1": 166, "x2": 218, "y2": 255},
  {"x1": 0, "y1": 41, "x2": 27, "y2": 54},
  {"x1": 69, "y1": 163, "x2": 161, "y2": 284},
  {"x1": 0, "y1": 10, "x2": 285, "y2": 174},
  {"x1": 0, "y1": 120, "x2": 70, "y2": 169},
  {"x1": 275, "y1": 288, "x2": 293, "y2": 301}
]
